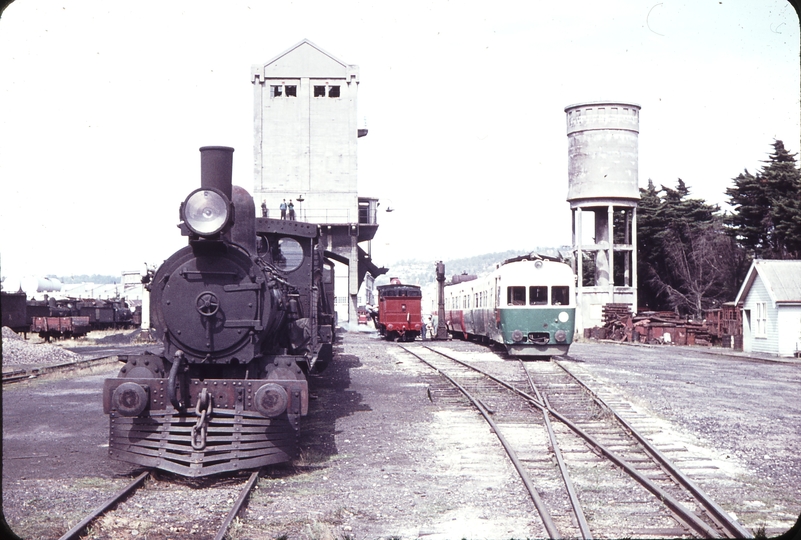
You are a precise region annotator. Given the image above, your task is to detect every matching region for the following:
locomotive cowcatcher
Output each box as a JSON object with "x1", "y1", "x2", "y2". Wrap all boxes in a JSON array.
[
  {"x1": 103, "y1": 147, "x2": 336, "y2": 477},
  {"x1": 375, "y1": 278, "x2": 422, "y2": 341}
]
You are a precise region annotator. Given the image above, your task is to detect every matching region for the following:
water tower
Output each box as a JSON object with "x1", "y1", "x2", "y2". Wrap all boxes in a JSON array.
[{"x1": 565, "y1": 101, "x2": 640, "y2": 332}]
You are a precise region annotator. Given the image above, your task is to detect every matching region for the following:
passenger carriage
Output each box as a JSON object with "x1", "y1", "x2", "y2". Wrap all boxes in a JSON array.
[{"x1": 444, "y1": 254, "x2": 576, "y2": 356}]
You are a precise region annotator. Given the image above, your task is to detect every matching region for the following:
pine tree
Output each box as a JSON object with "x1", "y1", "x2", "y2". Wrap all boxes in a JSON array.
[
  {"x1": 636, "y1": 179, "x2": 664, "y2": 309},
  {"x1": 726, "y1": 140, "x2": 801, "y2": 259},
  {"x1": 638, "y1": 179, "x2": 746, "y2": 316}
]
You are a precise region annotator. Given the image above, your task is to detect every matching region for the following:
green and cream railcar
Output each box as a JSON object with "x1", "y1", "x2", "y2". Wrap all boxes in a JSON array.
[{"x1": 444, "y1": 255, "x2": 576, "y2": 357}]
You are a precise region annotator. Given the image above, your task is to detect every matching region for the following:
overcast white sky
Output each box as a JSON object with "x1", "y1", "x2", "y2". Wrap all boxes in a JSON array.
[{"x1": 0, "y1": 0, "x2": 798, "y2": 281}]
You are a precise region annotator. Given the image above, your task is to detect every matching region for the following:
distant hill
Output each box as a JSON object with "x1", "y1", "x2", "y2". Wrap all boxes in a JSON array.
[
  {"x1": 49, "y1": 274, "x2": 120, "y2": 285},
  {"x1": 376, "y1": 247, "x2": 571, "y2": 288}
]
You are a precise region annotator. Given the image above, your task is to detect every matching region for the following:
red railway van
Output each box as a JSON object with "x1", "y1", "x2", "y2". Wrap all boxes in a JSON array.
[
  {"x1": 376, "y1": 278, "x2": 422, "y2": 342},
  {"x1": 31, "y1": 316, "x2": 90, "y2": 340}
]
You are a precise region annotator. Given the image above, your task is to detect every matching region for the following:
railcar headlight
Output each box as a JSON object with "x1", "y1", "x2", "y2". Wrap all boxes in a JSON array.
[
  {"x1": 555, "y1": 329, "x2": 567, "y2": 343},
  {"x1": 511, "y1": 329, "x2": 524, "y2": 342},
  {"x1": 558, "y1": 311, "x2": 569, "y2": 323},
  {"x1": 183, "y1": 188, "x2": 230, "y2": 236}
]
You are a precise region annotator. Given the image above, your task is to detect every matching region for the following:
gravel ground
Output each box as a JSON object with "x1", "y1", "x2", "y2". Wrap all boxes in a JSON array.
[
  {"x1": 561, "y1": 341, "x2": 801, "y2": 537},
  {"x1": 3, "y1": 330, "x2": 800, "y2": 539},
  {"x1": 2, "y1": 326, "x2": 82, "y2": 366}
]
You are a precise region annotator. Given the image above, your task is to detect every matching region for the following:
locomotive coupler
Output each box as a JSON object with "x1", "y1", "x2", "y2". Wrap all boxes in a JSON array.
[{"x1": 191, "y1": 388, "x2": 213, "y2": 450}]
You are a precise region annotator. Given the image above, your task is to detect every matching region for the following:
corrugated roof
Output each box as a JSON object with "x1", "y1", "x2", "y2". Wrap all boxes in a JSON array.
[
  {"x1": 756, "y1": 260, "x2": 801, "y2": 303},
  {"x1": 735, "y1": 260, "x2": 801, "y2": 304}
]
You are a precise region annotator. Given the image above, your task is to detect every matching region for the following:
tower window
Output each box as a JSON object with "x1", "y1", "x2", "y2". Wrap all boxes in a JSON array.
[
  {"x1": 314, "y1": 86, "x2": 326, "y2": 97},
  {"x1": 270, "y1": 85, "x2": 282, "y2": 98},
  {"x1": 285, "y1": 85, "x2": 297, "y2": 97},
  {"x1": 328, "y1": 86, "x2": 340, "y2": 98}
]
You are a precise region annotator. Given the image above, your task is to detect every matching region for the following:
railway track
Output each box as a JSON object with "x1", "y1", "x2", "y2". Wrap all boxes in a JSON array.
[
  {"x1": 57, "y1": 469, "x2": 260, "y2": 540},
  {"x1": 401, "y1": 343, "x2": 752, "y2": 539}
]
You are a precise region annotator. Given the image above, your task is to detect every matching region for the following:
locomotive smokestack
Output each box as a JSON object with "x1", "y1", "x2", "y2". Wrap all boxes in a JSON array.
[{"x1": 199, "y1": 146, "x2": 234, "y2": 201}]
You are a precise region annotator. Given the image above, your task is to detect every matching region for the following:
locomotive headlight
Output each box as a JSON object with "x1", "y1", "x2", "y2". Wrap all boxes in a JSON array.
[
  {"x1": 558, "y1": 311, "x2": 570, "y2": 323},
  {"x1": 183, "y1": 188, "x2": 230, "y2": 236}
]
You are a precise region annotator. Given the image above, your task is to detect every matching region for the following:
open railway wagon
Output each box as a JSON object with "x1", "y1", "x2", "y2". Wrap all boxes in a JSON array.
[
  {"x1": 443, "y1": 253, "x2": 576, "y2": 356},
  {"x1": 103, "y1": 147, "x2": 336, "y2": 477}
]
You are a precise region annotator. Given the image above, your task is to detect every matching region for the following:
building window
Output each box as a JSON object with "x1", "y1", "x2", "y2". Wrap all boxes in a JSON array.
[
  {"x1": 285, "y1": 85, "x2": 297, "y2": 97},
  {"x1": 270, "y1": 85, "x2": 282, "y2": 98},
  {"x1": 314, "y1": 86, "x2": 326, "y2": 97},
  {"x1": 755, "y1": 302, "x2": 767, "y2": 337},
  {"x1": 328, "y1": 85, "x2": 340, "y2": 98}
]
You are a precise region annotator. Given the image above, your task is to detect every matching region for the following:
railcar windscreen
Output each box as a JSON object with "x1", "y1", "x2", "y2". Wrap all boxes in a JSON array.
[
  {"x1": 529, "y1": 286, "x2": 547, "y2": 305},
  {"x1": 552, "y1": 286, "x2": 570, "y2": 306},
  {"x1": 507, "y1": 286, "x2": 526, "y2": 305}
]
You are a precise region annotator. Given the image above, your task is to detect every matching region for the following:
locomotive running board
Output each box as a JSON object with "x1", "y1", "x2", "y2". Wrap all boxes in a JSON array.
[{"x1": 108, "y1": 407, "x2": 298, "y2": 477}]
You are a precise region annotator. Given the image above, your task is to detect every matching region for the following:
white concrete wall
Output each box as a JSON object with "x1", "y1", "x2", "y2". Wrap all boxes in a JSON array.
[{"x1": 253, "y1": 41, "x2": 360, "y2": 224}]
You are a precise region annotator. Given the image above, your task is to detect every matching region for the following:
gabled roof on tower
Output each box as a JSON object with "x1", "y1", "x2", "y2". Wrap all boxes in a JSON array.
[{"x1": 251, "y1": 39, "x2": 359, "y2": 82}]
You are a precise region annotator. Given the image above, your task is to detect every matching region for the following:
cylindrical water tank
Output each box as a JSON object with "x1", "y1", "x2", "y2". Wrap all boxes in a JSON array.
[
  {"x1": 565, "y1": 101, "x2": 640, "y2": 203},
  {"x1": 21, "y1": 276, "x2": 63, "y2": 294}
]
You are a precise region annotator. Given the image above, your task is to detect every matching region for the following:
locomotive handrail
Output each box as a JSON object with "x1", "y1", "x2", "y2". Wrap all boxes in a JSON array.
[
  {"x1": 223, "y1": 282, "x2": 262, "y2": 291},
  {"x1": 167, "y1": 351, "x2": 185, "y2": 410},
  {"x1": 180, "y1": 269, "x2": 238, "y2": 279}
]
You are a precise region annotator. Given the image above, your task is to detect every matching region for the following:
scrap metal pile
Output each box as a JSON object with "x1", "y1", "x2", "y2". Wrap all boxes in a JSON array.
[{"x1": 584, "y1": 304, "x2": 715, "y2": 346}]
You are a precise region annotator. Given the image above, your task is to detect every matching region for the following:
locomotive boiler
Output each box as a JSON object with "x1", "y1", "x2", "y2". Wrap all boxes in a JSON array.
[{"x1": 103, "y1": 146, "x2": 336, "y2": 477}]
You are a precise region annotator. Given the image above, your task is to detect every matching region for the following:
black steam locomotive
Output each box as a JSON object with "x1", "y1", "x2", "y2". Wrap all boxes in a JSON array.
[{"x1": 103, "y1": 147, "x2": 336, "y2": 477}]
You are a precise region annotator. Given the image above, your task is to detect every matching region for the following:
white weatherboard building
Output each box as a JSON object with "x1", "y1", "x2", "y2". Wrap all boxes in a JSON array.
[{"x1": 734, "y1": 260, "x2": 801, "y2": 357}]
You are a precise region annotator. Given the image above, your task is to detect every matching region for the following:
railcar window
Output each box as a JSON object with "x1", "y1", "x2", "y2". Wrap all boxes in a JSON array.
[
  {"x1": 551, "y1": 286, "x2": 570, "y2": 306},
  {"x1": 507, "y1": 286, "x2": 526, "y2": 306},
  {"x1": 529, "y1": 286, "x2": 547, "y2": 305},
  {"x1": 270, "y1": 85, "x2": 283, "y2": 98},
  {"x1": 285, "y1": 85, "x2": 297, "y2": 97},
  {"x1": 328, "y1": 86, "x2": 340, "y2": 98},
  {"x1": 314, "y1": 86, "x2": 326, "y2": 97}
]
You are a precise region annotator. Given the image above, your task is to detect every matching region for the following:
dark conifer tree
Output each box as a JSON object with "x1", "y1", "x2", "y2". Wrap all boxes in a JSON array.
[
  {"x1": 726, "y1": 140, "x2": 801, "y2": 259},
  {"x1": 638, "y1": 179, "x2": 746, "y2": 317}
]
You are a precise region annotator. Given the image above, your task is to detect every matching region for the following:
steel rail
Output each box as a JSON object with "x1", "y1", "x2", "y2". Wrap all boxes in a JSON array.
[
  {"x1": 400, "y1": 345, "x2": 562, "y2": 539},
  {"x1": 520, "y1": 360, "x2": 593, "y2": 539},
  {"x1": 553, "y1": 359, "x2": 753, "y2": 539},
  {"x1": 422, "y1": 345, "x2": 721, "y2": 539},
  {"x1": 213, "y1": 470, "x2": 261, "y2": 540},
  {"x1": 58, "y1": 470, "x2": 151, "y2": 540}
]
